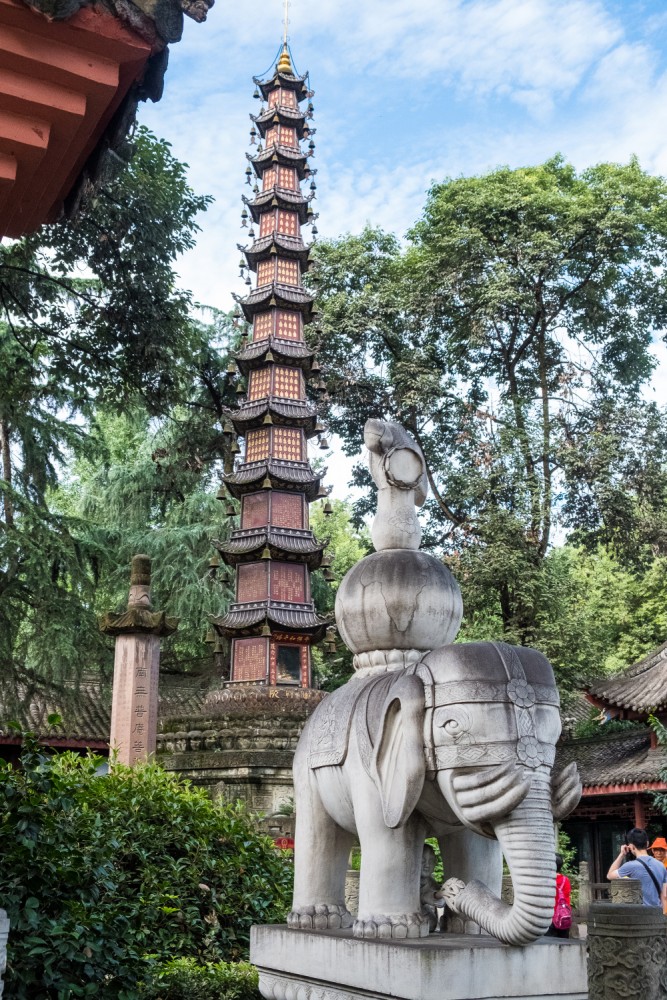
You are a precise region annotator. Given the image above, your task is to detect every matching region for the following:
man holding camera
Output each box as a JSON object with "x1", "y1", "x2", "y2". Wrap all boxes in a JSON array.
[{"x1": 608, "y1": 828, "x2": 667, "y2": 909}]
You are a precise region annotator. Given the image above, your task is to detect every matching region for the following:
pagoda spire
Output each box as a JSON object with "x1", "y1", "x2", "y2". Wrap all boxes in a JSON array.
[{"x1": 213, "y1": 44, "x2": 332, "y2": 688}]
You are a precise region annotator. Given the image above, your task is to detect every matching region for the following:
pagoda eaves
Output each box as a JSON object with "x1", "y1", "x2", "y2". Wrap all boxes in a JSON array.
[{"x1": 214, "y1": 44, "x2": 331, "y2": 689}]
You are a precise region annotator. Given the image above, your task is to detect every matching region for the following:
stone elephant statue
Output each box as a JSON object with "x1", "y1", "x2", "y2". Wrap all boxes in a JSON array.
[{"x1": 287, "y1": 641, "x2": 581, "y2": 946}]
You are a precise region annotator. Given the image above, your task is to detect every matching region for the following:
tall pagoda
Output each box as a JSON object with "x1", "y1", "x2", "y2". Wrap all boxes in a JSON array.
[{"x1": 212, "y1": 43, "x2": 332, "y2": 689}]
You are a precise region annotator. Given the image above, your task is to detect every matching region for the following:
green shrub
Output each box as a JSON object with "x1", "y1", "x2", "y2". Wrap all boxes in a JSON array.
[
  {"x1": 0, "y1": 735, "x2": 292, "y2": 999},
  {"x1": 139, "y1": 959, "x2": 261, "y2": 1000}
]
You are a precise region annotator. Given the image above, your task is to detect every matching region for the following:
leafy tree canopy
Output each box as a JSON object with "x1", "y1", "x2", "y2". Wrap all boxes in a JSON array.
[{"x1": 314, "y1": 157, "x2": 667, "y2": 667}]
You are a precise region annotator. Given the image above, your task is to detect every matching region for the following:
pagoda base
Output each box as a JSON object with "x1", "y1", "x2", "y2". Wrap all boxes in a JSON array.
[{"x1": 250, "y1": 925, "x2": 588, "y2": 1000}]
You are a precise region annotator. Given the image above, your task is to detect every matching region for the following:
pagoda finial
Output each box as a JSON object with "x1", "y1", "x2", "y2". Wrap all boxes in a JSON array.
[
  {"x1": 277, "y1": 42, "x2": 292, "y2": 74},
  {"x1": 282, "y1": 0, "x2": 289, "y2": 44}
]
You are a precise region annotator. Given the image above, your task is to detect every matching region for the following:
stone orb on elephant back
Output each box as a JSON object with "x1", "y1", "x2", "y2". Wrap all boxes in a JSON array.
[{"x1": 335, "y1": 549, "x2": 463, "y2": 667}]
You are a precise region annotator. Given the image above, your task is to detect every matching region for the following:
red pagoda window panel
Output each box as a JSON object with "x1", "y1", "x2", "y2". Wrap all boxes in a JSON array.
[
  {"x1": 237, "y1": 562, "x2": 269, "y2": 602},
  {"x1": 265, "y1": 128, "x2": 279, "y2": 148},
  {"x1": 271, "y1": 491, "x2": 304, "y2": 529},
  {"x1": 276, "y1": 258, "x2": 299, "y2": 285},
  {"x1": 270, "y1": 562, "x2": 306, "y2": 603},
  {"x1": 253, "y1": 312, "x2": 273, "y2": 341},
  {"x1": 278, "y1": 127, "x2": 297, "y2": 148},
  {"x1": 272, "y1": 427, "x2": 303, "y2": 461},
  {"x1": 233, "y1": 637, "x2": 268, "y2": 682},
  {"x1": 245, "y1": 427, "x2": 270, "y2": 462},
  {"x1": 262, "y1": 167, "x2": 277, "y2": 191},
  {"x1": 248, "y1": 368, "x2": 271, "y2": 400},
  {"x1": 278, "y1": 167, "x2": 297, "y2": 190},
  {"x1": 275, "y1": 310, "x2": 301, "y2": 340},
  {"x1": 269, "y1": 88, "x2": 297, "y2": 109},
  {"x1": 273, "y1": 366, "x2": 302, "y2": 399},
  {"x1": 260, "y1": 213, "x2": 275, "y2": 237},
  {"x1": 277, "y1": 211, "x2": 299, "y2": 237},
  {"x1": 257, "y1": 260, "x2": 273, "y2": 286},
  {"x1": 242, "y1": 492, "x2": 269, "y2": 528}
]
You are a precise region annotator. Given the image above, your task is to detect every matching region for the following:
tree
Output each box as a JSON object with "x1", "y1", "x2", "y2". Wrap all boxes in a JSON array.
[
  {"x1": 314, "y1": 158, "x2": 667, "y2": 654},
  {"x1": 0, "y1": 129, "x2": 242, "y2": 692}
]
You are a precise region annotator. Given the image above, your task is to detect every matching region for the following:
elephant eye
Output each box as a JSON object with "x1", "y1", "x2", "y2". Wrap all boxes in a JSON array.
[{"x1": 441, "y1": 719, "x2": 463, "y2": 734}]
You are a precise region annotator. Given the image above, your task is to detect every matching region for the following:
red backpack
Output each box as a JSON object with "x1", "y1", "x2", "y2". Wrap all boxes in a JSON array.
[{"x1": 553, "y1": 877, "x2": 572, "y2": 930}]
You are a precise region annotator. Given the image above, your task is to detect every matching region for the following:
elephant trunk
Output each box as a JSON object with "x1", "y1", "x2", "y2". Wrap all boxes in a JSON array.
[{"x1": 453, "y1": 770, "x2": 556, "y2": 946}]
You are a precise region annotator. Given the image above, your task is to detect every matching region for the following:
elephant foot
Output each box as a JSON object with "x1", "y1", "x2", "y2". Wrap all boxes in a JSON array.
[
  {"x1": 287, "y1": 904, "x2": 353, "y2": 931},
  {"x1": 353, "y1": 912, "x2": 429, "y2": 940}
]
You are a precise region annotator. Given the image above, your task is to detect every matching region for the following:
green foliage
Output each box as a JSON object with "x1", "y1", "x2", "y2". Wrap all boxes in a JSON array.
[
  {"x1": 138, "y1": 959, "x2": 261, "y2": 1000},
  {"x1": 0, "y1": 737, "x2": 292, "y2": 999},
  {"x1": 309, "y1": 499, "x2": 371, "y2": 690},
  {"x1": 0, "y1": 131, "x2": 249, "y2": 689},
  {"x1": 314, "y1": 157, "x2": 667, "y2": 680}
]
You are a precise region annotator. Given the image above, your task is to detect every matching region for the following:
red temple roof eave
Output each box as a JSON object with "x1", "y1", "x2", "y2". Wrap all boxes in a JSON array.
[{"x1": 581, "y1": 780, "x2": 667, "y2": 796}]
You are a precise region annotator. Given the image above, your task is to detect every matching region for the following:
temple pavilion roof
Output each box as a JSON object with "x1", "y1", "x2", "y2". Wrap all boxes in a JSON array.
[
  {"x1": 587, "y1": 640, "x2": 667, "y2": 714},
  {"x1": 248, "y1": 146, "x2": 309, "y2": 179},
  {"x1": 213, "y1": 602, "x2": 330, "y2": 640},
  {"x1": 252, "y1": 107, "x2": 312, "y2": 139},
  {"x1": 254, "y1": 70, "x2": 310, "y2": 104},
  {"x1": 556, "y1": 726, "x2": 667, "y2": 789}
]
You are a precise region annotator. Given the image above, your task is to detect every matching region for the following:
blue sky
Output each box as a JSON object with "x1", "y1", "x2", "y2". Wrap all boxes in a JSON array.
[{"x1": 139, "y1": 0, "x2": 667, "y2": 493}]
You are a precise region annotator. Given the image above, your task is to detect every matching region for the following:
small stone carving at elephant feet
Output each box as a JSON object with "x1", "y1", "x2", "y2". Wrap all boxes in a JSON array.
[
  {"x1": 287, "y1": 904, "x2": 353, "y2": 931},
  {"x1": 353, "y1": 912, "x2": 429, "y2": 940}
]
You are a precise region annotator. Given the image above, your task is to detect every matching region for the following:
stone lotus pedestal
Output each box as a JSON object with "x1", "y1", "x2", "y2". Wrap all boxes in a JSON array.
[{"x1": 251, "y1": 926, "x2": 588, "y2": 1000}]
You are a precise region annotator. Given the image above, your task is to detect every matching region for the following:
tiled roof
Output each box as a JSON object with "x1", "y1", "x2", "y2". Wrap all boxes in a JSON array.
[
  {"x1": 223, "y1": 460, "x2": 324, "y2": 500},
  {"x1": 560, "y1": 690, "x2": 595, "y2": 737},
  {"x1": 556, "y1": 727, "x2": 667, "y2": 787},
  {"x1": 241, "y1": 234, "x2": 311, "y2": 267},
  {"x1": 215, "y1": 528, "x2": 325, "y2": 567},
  {"x1": 0, "y1": 673, "x2": 213, "y2": 744},
  {"x1": 229, "y1": 398, "x2": 318, "y2": 434},
  {"x1": 587, "y1": 641, "x2": 667, "y2": 713},
  {"x1": 241, "y1": 283, "x2": 314, "y2": 322},
  {"x1": 214, "y1": 602, "x2": 330, "y2": 638},
  {"x1": 236, "y1": 338, "x2": 315, "y2": 377}
]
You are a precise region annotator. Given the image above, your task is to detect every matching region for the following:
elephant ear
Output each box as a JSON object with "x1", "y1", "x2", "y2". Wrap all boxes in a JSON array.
[{"x1": 371, "y1": 675, "x2": 426, "y2": 829}]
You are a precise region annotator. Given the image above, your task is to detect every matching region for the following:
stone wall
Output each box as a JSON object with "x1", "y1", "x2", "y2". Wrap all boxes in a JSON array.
[{"x1": 157, "y1": 686, "x2": 324, "y2": 814}]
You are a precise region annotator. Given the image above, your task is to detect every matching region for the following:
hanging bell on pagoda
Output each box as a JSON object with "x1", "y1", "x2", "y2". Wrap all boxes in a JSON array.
[
  {"x1": 245, "y1": 274, "x2": 252, "y2": 286},
  {"x1": 308, "y1": 140, "x2": 315, "y2": 155},
  {"x1": 310, "y1": 359, "x2": 321, "y2": 374},
  {"x1": 265, "y1": 350, "x2": 275, "y2": 362},
  {"x1": 205, "y1": 627, "x2": 216, "y2": 645},
  {"x1": 261, "y1": 475, "x2": 273, "y2": 489},
  {"x1": 317, "y1": 484, "x2": 328, "y2": 498},
  {"x1": 307, "y1": 101, "x2": 314, "y2": 117},
  {"x1": 312, "y1": 225, "x2": 319, "y2": 239},
  {"x1": 235, "y1": 382, "x2": 246, "y2": 396},
  {"x1": 233, "y1": 304, "x2": 242, "y2": 319},
  {"x1": 241, "y1": 208, "x2": 249, "y2": 226},
  {"x1": 310, "y1": 180, "x2": 317, "y2": 195},
  {"x1": 316, "y1": 379, "x2": 327, "y2": 393},
  {"x1": 321, "y1": 553, "x2": 332, "y2": 567},
  {"x1": 245, "y1": 166, "x2": 252, "y2": 184},
  {"x1": 226, "y1": 359, "x2": 237, "y2": 376},
  {"x1": 239, "y1": 257, "x2": 246, "y2": 276},
  {"x1": 230, "y1": 440, "x2": 241, "y2": 455},
  {"x1": 222, "y1": 419, "x2": 234, "y2": 435},
  {"x1": 323, "y1": 567, "x2": 335, "y2": 582},
  {"x1": 262, "y1": 413, "x2": 273, "y2": 425},
  {"x1": 314, "y1": 420, "x2": 325, "y2": 433},
  {"x1": 253, "y1": 86, "x2": 260, "y2": 99},
  {"x1": 225, "y1": 500, "x2": 236, "y2": 516},
  {"x1": 216, "y1": 484, "x2": 227, "y2": 500},
  {"x1": 240, "y1": 332, "x2": 249, "y2": 348},
  {"x1": 260, "y1": 622, "x2": 272, "y2": 637},
  {"x1": 249, "y1": 126, "x2": 257, "y2": 144},
  {"x1": 261, "y1": 546, "x2": 272, "y2": 560},
  {"x1": 208, "y1": 551, "x2": 221, "y2": 575},
  {"x1": 219, "y1": 569, "x2": 230, "y2": 586},
  {"x1": 323, "y1": 499, "x2": 333, "y2": 516},
  {"x1": 249, "y1": 224, "x2": 257, "y2": 237},
  {"x1": 319, "y1": 436, "x2": 329, "y2": 450}
]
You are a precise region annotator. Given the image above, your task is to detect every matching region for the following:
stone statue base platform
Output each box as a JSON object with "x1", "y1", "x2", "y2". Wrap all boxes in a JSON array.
[{"x1": 251, "y1": 926, "x2": 587, "y2": 1000}]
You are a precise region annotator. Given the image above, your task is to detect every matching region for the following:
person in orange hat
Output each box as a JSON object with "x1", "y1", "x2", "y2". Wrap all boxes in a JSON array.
[{"x1": 649, "y1": 837, "x2": 667, "y2": 869}]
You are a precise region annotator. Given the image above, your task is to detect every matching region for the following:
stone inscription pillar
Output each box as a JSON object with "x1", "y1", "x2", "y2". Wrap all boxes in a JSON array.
[
  {"x1": 100, "y1": 555, "x2": 177, "y2": 766},
  {"x1": 588, "y1": 902, "x2": 667, "y2": 1000}
]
